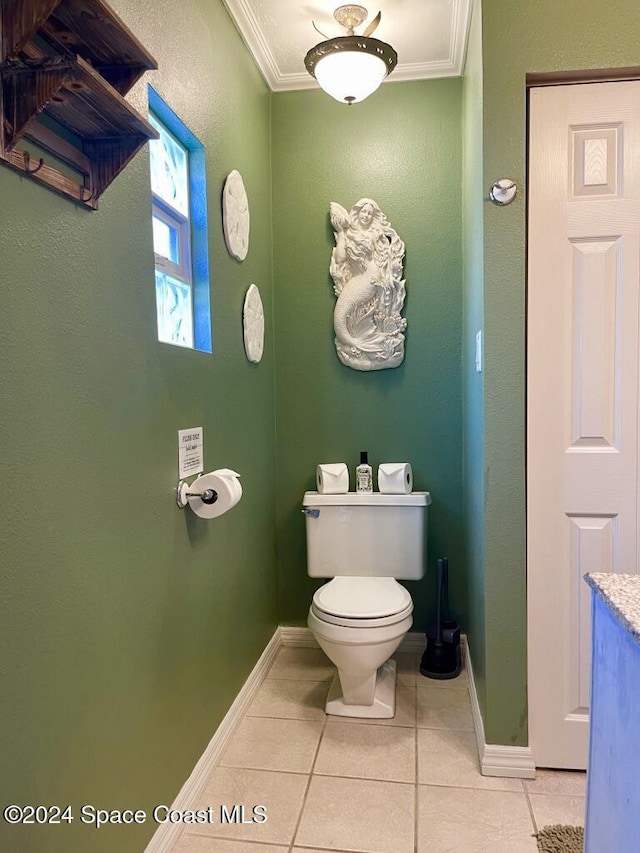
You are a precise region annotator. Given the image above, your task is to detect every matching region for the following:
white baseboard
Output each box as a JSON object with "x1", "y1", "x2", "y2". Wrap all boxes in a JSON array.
[
  {"x1": 279, "y1": 626, "x2": 427, "y2": 655},
  {"x1": 143, "y1": 628, "x2": 282, "y2": 853},
  {"x1": 279, "y1": 625, "x2": 319, "y2": 647},
  {"x1": 465, "y1": 637, "x2": 536, "y2": 779},
  {"x1": 479, "y1": 743, "x2": 536, "y2": 779}
]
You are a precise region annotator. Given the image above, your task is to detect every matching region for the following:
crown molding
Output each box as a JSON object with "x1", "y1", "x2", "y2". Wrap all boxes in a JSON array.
[
  {"x1": 221, "y1": 0, "x2": 281, "y2": 90},
  {"x1": 222, "y1": 0, "x2": 472, "y2": 92}
]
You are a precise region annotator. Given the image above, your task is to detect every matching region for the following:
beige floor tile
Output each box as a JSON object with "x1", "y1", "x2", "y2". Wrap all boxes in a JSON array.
[
  {"x1": 416, "y1": 684, "x2": 474, "y2": 730},
  {"x1": 268, "y1": 646, "x2": 335, "y2": 680},
  {"x1": 292, "y1": 849, "x2": 347, "y2": 853},
  {"x1": 190, "y1": 766, "x2": 307, "y2": 846},
  {"x1": 296, "y1": 775, "x2": 414, "y2": 853},
  {"x1": 523, "y1": 768, "x2": 587, "y2": 797},
  {"x1": 175, "y1": 834, "x2": 287, "y2": 852},
  {"x1": 248, "y1": 676, "x2": 331, "y2": 721},
  {"x1": 417, "y1": 663, "x2": 469, "y2": 688},
  {"x1": 528, "y1": 793, "x2": 586, "y2": 831},
  {"x1": 393, "y1": 651, "x2": 420, "y2": 684},
  {"x1": 168, "y1": 646, "x2": 592, "y2": 853},
  {"x1": 292, "y1": 850, "x2": 351, "y2": 853},
  {"x1": 417, "y1": 728, "x2": 524, "y2": 791},
  {"x1": 315, "y1": 720, "x2": 415, "y2": 783},
  {"x1": 220, "y1": 716, "x2": 323, "y2": 774},
  {"x1": 329, "y1": 679, "x2": 416, "y2": 728},
  {"x1": 417, "y1": 785, "x2": 538, "y2": 852}
]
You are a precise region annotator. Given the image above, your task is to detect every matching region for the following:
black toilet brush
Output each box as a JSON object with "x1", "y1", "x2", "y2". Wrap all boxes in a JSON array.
[{"x1": 420, "y1": 557, "x2": 461, "y2": 679}]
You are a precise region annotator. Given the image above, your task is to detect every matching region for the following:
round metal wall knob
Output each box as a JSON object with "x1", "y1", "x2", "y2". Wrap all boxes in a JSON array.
[{"x1": 489, "y1": 179, "x2": 517, "y2": 206}]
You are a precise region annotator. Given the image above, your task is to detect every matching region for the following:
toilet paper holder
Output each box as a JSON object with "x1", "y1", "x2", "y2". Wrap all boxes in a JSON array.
[{"x1": 176, "y1": 479, "x2": 218, "y2": 509}]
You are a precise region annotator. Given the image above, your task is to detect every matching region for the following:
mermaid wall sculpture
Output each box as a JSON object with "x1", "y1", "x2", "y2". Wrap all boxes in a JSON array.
[{"x1": 329, "y1": 198, "x2": 406, "y2": 371}]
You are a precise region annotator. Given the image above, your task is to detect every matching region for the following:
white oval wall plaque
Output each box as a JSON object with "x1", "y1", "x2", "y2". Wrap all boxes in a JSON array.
[
  {"x1": 222, "y1": 169, "x2": 250, "y2": 261},
  {"x1": 243, "y1": 284, "x2": 264, "y2": 363}
]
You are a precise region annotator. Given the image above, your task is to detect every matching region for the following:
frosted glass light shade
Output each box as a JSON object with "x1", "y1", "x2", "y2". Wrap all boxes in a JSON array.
[
  {"x1": 315, "y1": 51, "x2": 387, "y2": 104},
  {"x1": 305, "y1": 36, "x2": 397, "y2": 105}
]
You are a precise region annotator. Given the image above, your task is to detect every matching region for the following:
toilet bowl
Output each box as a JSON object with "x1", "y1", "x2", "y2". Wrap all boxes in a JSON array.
[
  {"x1": 303, "y1": 490, "x2": 430, "y2": 719},
  {"x1": 308, "y1": 576, "x2": 413, "y2": 717}
]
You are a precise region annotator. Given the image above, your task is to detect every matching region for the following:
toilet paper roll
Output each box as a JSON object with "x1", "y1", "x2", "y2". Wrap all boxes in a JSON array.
[
  {"x1": 316, "y1": 463, "x2": 349, "y2": 494},
  {"x1": 378, "y1": 463, "x2": 413, "y2": 494},
  {"x1": 187, "y1": 469, "x2": 242, "y2": 518}
]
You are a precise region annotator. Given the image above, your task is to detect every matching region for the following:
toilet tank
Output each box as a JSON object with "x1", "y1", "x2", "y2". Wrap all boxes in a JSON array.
[{"x1": 303, "y1": 491, "x2": 431, "y2": 579}]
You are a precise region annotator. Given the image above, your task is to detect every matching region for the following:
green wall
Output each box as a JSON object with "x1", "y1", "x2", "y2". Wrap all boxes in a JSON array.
[
  {"x1": 462, "y1": 0, "x2": 487, "y2": 725},
  {"x1": 0, "y1": 1, "x2": 277, "y2": 851},
  {"x1": 271, "y1": 81, "x2": 465, "y2": 633},
  {"x1": 480, "y1": 0, "x2": 640, "y2": 744}
]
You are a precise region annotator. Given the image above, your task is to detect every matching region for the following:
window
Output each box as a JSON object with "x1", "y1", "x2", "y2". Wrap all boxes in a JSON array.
[{"x1": 148, "y1": 87, "x2": 212, "y2": 352}]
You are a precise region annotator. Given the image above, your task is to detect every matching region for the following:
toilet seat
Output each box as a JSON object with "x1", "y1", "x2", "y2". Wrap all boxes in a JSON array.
[{"x1": 312, "y1": 577, "x2": 413, "y2": 628}]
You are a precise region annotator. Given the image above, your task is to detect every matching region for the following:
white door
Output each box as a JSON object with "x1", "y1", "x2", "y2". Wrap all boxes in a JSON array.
[{"x1": 528, "y1": 81, "x2": 640, "y2": 769}]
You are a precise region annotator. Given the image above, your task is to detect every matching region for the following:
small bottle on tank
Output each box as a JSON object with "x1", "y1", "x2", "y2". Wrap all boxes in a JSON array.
[{"x1": 355, "y1": 451, "x2": 373, "y2": 493}]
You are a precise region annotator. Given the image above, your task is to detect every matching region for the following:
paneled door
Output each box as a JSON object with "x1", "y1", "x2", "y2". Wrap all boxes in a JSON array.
[{"x1": 528, "y1": 81, "x2": 640, "y2": 768}]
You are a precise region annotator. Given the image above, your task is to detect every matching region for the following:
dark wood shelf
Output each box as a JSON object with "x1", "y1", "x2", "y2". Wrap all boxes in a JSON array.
[
  {"x1": 2, "y1": 0, "x2": 157, "y2": 93},
  {"x1": 0, "y1": 0, "x2": 158, "y2": 208}
]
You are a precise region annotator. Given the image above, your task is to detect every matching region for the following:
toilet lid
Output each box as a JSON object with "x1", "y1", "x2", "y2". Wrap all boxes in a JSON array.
[{"x1": 312, "y1": 577, "x2": 412, "y2": 620}]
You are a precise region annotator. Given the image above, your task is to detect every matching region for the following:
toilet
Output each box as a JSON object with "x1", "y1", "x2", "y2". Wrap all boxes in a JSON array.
[{"x1": 303, "y1": 490, "x2": 431, "y2": 718}]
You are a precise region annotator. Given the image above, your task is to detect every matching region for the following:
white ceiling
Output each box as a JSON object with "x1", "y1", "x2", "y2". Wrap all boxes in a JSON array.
[{"x1": 221, "y1": 0, "x2": 472, "y2": 92}]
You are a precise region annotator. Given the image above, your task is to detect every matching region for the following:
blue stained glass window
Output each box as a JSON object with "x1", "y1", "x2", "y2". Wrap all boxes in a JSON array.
[
  {"x1": 149, "y1": 114, "x2": 189, "y2": 217},
  {"x1": 152, "y1": 216, "x2": 179, "y2": 264},
  {"x1": 155, "y1": 270, "x2": 193, "y2": 349},
  {"x1": 148, "y1": 87, "x2": 211, "y2": 354}
]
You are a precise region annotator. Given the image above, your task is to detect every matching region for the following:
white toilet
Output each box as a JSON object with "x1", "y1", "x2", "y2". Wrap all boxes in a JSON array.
[{"x1": 303, "y1": 490, "x2": 431, "y2": 718}]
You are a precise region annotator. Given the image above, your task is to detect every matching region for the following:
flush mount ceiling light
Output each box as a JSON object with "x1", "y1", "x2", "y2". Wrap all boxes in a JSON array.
[{"x1": 304, "y1": 5, "x2": 398, "y2": 105}]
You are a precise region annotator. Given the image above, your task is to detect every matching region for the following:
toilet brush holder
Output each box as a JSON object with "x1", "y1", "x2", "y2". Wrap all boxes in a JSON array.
[{"x1": 420, "y1": 557, "x2": 461, "y2": 680}]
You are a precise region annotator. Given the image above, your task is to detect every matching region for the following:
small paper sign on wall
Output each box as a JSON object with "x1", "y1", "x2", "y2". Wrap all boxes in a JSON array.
[{"x1": 178, "y1": 428, "x2": 203, "y2": 478}]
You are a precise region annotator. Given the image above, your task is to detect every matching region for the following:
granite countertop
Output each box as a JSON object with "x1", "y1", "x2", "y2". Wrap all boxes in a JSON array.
[{"x1": 585, "y1": 573, "x2": 640, "y2": 644}]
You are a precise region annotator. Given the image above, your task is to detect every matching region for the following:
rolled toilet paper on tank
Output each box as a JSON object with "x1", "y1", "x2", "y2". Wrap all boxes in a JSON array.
[
  {"x1": 316, "y1": 463, "x2": 349, "y2": 494},
  {"x1": 188, "y1": 469, "x2": 242, "y2": 518},
  {"x1": 378, "y1": 463, "x2": 413, "y2": 494}
]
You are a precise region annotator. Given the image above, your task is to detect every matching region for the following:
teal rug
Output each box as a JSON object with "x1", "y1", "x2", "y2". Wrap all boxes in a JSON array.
[{"x1": 536, "y1": 824, "x2": 584, "y2": 852}]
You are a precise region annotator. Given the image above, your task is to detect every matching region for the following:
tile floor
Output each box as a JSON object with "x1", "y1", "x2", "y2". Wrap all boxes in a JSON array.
[{"x1": 173, "y1": 646, "x2": 586, "y2": 853}]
